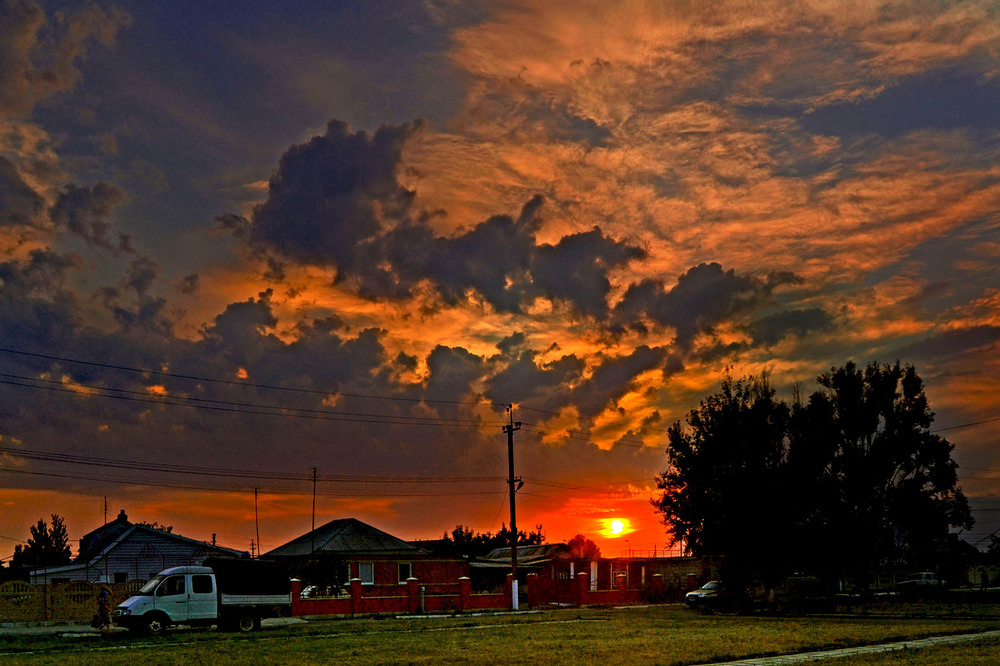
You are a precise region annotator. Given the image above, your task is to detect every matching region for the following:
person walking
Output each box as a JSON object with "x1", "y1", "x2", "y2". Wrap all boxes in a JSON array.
[{"x1": 95, "y1": 587, "x2": 112, "y2": 631}]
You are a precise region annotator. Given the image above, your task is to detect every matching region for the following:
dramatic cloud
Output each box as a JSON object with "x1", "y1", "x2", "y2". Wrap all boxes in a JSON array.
[
  {"x1": 0, "y1": 155, "x2": 44, "y2": 227},
  {"x1": 611, "y1": 262, "x2": 801, "y2": 348},
  {"x1": 249, "y1": 119, "x2": 422, "y2": 269},
  {"x1": 0, "y1": 0, "x2": 128, "y2": 115},
  {"x1": 241, "y1": 120, "x2": 645, "y2": 317},
  {"x1": 49, "y1": 182, "x2": 127, "y2": 250}
]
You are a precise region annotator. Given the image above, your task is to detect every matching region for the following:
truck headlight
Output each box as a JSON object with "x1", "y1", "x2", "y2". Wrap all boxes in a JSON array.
[{"x1": 114, "y1": 608, "x2": 131, "y2": 616}]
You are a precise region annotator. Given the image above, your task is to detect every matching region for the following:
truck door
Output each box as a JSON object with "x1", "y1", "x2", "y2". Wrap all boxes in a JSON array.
[
  {"x1": 154, "y1": 574, "x2": 189, "y2": 621},
  {"x1": 188, "y1": 573, "x2": 217, "y2": 620}
]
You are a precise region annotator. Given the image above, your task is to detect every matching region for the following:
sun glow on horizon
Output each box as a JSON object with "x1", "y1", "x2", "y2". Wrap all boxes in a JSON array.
[{"x1": 601, "y1": 517, "x2": 633, "y2": 538}]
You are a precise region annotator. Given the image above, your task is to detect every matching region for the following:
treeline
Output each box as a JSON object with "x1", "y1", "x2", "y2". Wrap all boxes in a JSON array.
[
  {"x1": 438, "y1": 523, "x2": 546, "y2": 559},
  {"x1": 654, "y1": 361, "x2": 974, "y2": 591}
]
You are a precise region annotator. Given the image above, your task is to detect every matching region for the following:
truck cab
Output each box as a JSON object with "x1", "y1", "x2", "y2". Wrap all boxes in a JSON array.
[{"x1": 115, "y1": 566, "x2": 219, "y2": 634}]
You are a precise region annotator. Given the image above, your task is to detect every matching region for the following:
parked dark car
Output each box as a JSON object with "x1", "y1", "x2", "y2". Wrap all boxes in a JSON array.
[
  {"x1": 897, "y1": 571, "x2": 943, "y2": 597},
  {"x1": 685, "y1": 580, "x2": 725, "y2": 608}
]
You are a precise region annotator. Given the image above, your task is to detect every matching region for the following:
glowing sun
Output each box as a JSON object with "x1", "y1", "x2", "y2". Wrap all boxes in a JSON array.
[{"x1": 600, "y1": 517, "x2": 632, "y2": 537}]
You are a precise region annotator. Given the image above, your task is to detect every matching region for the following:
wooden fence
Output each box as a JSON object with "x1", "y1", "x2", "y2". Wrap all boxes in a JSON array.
[{"x1": 0, "y1": 580, "x2": 140, "y2": 623}]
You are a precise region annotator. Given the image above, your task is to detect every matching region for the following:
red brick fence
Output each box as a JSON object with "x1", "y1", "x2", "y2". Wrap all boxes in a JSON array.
[{"x1": 292, "y1": 571, "x2": 674, "y2": 618}]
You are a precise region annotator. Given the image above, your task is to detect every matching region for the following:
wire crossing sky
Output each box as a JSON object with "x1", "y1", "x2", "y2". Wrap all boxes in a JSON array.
[{"x1": 1, "y1": 0, "x2": 999, "y2": 556}]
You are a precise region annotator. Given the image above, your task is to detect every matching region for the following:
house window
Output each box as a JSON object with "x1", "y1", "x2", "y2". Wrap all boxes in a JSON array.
[
  {"x1": 336, "y1": 562, "x2": 350, "y2": 587},
  {"x1": 359, "y1": 562, "x2": 374, "y2": 585},
  {"x1": 114, "y1": 572, "x2": 128, "y2": 584},
  {"x1": 398, "y1": 563, "x2": 412, "y2": 584}
]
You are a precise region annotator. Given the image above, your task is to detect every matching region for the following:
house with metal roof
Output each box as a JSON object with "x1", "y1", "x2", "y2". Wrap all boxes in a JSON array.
[
  {"x1": 29, "y1": 509, "x2": 246, "y2": 584},
  {"x1": 264, "y1": 518, "x2": 468, "y2": 597}
]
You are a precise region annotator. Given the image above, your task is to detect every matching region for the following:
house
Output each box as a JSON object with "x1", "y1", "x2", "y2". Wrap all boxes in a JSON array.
[
  {"x1": 471, "y1": 543, "x2": 573, "y2": 591},
  {"x1": 29, "y1": 509, "x2": 246, "y2": 584},
  {"x1": 264, "y1": 518, "x2": 468, "y2": 596},
  {"x1": 474, "y1": 543, "x2": 704, "y2": 603}
]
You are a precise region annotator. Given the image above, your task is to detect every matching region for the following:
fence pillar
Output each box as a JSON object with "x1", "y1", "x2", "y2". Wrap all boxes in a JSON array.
[
  {"x1": 526, "y1": 573, "x2": 537, "y2": 608},
  {"x1": 651, "y1": 574, "x2": 663, "y2": 599},
  {"x1": 575, "y1": 572, "x2": 589, "y2": 607},
  {"x1": 350, "y1": 578, "x2": 362, "y2": 616},
  {"x1": 616, "y1": 573, "x2": 627, "y2": 600},
  {"x1": 505, "y1": 573, "x2": 513, "y2": 610},
  {"x1": 407, "y1": 577, "x2": 420, "y2": 614},
  {"x1": 458, "y1": 577, "x2": 471, "y2": 612},
  {"x1": 290, "y1": 579, "x2": 303, "y2": 616},
  {"x1": 687, "y1": 573, "x2": 698, "y2": 590}
]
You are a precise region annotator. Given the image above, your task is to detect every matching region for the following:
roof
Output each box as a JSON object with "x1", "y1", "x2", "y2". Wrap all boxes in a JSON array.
[
  {"x1": 77, "y1": 509, "x2": 132, "y2": 562},
  {"x1": 264, "y1": 518, "x2": 427, "y2": 558},
  {"x1": 31, "y1": 526, "x2": 245, "y2": 577},
  {"x1": 482, "y1": 543, "x2": 571, "y2": 565}
]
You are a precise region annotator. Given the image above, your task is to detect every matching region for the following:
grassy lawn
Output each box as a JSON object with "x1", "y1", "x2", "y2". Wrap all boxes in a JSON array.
[{"x1": 1, "y1": 604, "x2": 999, "y2": 665}]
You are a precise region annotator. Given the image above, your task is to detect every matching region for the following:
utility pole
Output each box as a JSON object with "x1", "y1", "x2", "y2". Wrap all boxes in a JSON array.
[
  {"x1": 503, "y1": 404, "x2": 522, "y2": 610},
  {"x1": 311, "y1": 467, "x2": 317, "y2": 554},
  {"x1": 254, "y1": 487, "x2": 260, "y2": 559},
  {"x1": 103, "y1": 496, "x2": 109, "y2": 583}
]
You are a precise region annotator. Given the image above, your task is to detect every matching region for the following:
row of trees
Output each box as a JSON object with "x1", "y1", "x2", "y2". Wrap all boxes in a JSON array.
[
  {"x1": 439, "y1": 525, "x2": 601, "y2": 560},
  {"x1": 654, "y1": 361, "x2": 973, "y2": 591},
  {"x1": 10, "y1": 515, "x2": 72, "y2": 569},
  {"x1": 440, "y1": 523, "x2": 546, "y2": 559}
]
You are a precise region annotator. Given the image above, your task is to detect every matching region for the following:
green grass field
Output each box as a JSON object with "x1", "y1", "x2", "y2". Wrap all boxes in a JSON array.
[{"x1": 2, "y1": 604, "x2": 999, "y2": 664}]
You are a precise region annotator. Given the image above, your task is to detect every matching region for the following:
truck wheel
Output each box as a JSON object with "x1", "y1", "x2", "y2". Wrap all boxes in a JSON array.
[
  {"x1": 236, "y1": 614, "x2": 259, "y2": 633},
  {"x1": 144, "y1": 613, "x2": 168, "y2": 636}
]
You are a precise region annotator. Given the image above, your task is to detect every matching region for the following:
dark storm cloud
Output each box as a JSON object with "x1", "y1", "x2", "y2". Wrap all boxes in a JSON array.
[
  {"x1": 49, "y1": 181, "x2": 126, "y2": 249},
  {"x1": 750, "y1": 307, "x2": 835, "y2": 347},
  {"x1": 567, "y1": 345, "x2": 667, "y2": 419},
  {"x1": 0, "y1": 247, "x2": 80, "y2": 295},
  {"x1": 612, "y1": 262, "x2": 801, "y2": 348},
  {"x1": 0, "y1": 156, "x2": 45, "y2": 227},
  {"x1": 424, "y1": 345, "x2": 484, "y2": 404},
  {"x1": 123, "y1": 255, "x2": 159, "y2": 296},
  {"x1": 532, "y1": 227, "x2": 646, "y2": 319},
  {"x1": 200, "y1": 290, "x2": 280, "y2": 354},
  {"x1": 0, "y1": 0, "x2": 128, "y2": 115},
  {"x1": 249, "y1": 119, "x2": 422, "y2": 269},
  {"x1": 177, "y1": 273, "x2": 199, "y2": 295},
  {"x1": 240, "y1": 120, "x2": 644, "y2": 317},
  {"x1": 891, "y1": 325, "x2": 1000, "y2": 366},
  {"x1": 485, "y1": 333, "x2": 586, "y2": 409}
]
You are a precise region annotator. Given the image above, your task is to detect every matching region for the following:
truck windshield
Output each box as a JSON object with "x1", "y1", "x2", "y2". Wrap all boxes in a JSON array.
[{"x1": 138, "y1": 575, "x2": 165, "y2": 595}]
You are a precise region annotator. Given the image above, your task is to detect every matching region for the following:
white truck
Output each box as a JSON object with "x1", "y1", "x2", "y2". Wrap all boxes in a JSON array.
[{"x1": 113, "y1": 557, "x2": 291, "y2": 635}]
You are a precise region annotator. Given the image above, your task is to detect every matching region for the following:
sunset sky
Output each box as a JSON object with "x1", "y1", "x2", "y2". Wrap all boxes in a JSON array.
[{"x1": 2, "y1": 0, "x2": 999, "y2": 562}]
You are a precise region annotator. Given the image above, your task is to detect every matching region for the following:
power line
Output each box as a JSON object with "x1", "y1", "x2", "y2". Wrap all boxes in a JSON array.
[
  {"x1": 933, "y1": 416, "x2": 1000, "y2": 433},
  {"x1": 0, "y1": 377, "x2": 505, "y2": 429},
  {"x1": 0, "y1": 347, "x2": 505, "y2": 408},
  {"x1": 0, "y1": 466, "x2": 507, "y2": 498},
  {"x1": 0, "y1": 372, "x2": 504, "y2": 428},
  {"x1": 0, "y1": 445, "x2": 503, "y2": 485}
]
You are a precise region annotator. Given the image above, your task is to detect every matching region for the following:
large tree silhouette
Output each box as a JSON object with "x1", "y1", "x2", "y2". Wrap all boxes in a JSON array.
[
  {"x1": 792, "y1": 361, "x2": 972, "y2": 582},
  {"x1": 653, "y1": 373, "x2": 792, "y2": 591},
  {"x1": 654, "y1": 362, "x2": 972, "y2": 590}
]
